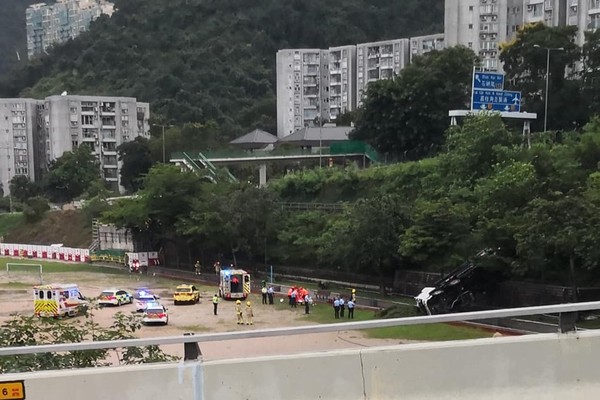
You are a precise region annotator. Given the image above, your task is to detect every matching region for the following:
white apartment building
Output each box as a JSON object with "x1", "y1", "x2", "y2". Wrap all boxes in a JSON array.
[
  {"x1": 43, "y1": 95, "x2": 150, "y2": 192},
  {"x1": 328, "y1": 45, "x2": 357, "y2": 122},
  {"x1": 0, "y1": 95, "x2": 149, "y2": 195},
  {"x1": 276, "y1": 49, "x2": 330, "y2": 138},
  {"x1": 445, "y1": 0, "x2": 523, "y2": 71},
  {"x1": 410, "y1": 33, "x2": 446, "y2": 62},
  {"x1": 356, "y1": 39, "x2": 410, "y2": 105},
  {"x1": 445, "y1": 0, "x2": 600, "y2": 71},
  {"x1": 0, "y1": 99, "x2": 44, "y2": 195},
  {"x1": 26, "y1": 0, "x2": 114, "y2": 59}
]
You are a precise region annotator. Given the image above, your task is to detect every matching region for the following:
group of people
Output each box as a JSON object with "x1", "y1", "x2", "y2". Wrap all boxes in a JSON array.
[
  {"x1": 332, "y1": 289, "x2": 357, "y2": 319},
  {"x1": 286, "y1": 286, "x2": 313, "y2": 314},
  {"x1": 235, "y1": 299, "x2": 254, "y2": 325},
  {"x1": 261, "y1": 285, "x2": 275, "y2": 304}
]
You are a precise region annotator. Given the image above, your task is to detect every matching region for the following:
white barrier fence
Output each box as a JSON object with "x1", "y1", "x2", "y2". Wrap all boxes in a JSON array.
[
  {"x1": 1, "y1": 302, "x2": 600, "y2": 399},
  {"x1": 0, "y1": 243, "x2": 90, "y2": 262}
]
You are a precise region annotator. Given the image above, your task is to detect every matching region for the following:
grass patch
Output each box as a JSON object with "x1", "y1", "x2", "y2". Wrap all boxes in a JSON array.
[
  {"x1": 0, "y1": 257, "x2": 127, "y2": 275},
  {"x1": 365, "y1": 323, "x2": 492, "y2": 341},
  {"x1": 0, "y1": 213, "x2": 24, "y2": 237},
  {"x1": 274, "y1": 299, "x2": 492, "y2": 341}
]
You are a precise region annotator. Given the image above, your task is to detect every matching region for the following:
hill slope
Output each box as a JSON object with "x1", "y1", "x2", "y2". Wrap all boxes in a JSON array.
[
  {"x1": 0, "y1": 211, "x2": 91, "y2": 248},
  {"x1": 0, "y1": 0, "x2": 444, "y2": 138},
  {"x1": 0, "y1": 0, "x2": 50, "y2": 76}
]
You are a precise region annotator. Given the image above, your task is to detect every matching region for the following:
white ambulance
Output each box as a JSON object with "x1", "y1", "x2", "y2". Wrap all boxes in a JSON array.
[{"x1": 33, "y1": 283, "x2": 88, "y2": 318}]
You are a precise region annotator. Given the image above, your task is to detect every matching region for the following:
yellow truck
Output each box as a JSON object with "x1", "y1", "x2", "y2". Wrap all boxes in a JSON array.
[
  {"x1": 173, "y1": 284, "x2": 200, "y2": 305},
  {"x1": 33, "y1": 283, "x2": 88, "y2": 318}
]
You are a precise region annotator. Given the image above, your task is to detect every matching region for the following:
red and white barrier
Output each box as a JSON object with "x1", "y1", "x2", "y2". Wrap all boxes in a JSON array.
[{"x1": 0, "y1": 243, "x2": 90, "y2": 263}]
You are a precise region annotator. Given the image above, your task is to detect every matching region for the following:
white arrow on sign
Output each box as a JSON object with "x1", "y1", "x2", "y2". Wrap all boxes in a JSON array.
[
  {"x1": 480, "y1": 104, "x2": 486, "y2": 110},
  {"x1": 504, "y1": 105, "x2": 510, "y2": 111}
]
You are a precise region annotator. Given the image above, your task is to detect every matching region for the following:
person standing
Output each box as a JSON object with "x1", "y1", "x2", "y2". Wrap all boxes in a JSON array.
[
  {"x1": 333, "y1": 297, "x2": 340, "y2": 319},
  {"x1": 195, "y1": 261, "x2": 202, "y2": 275},
  {"x1": 350, "y1": 288, "x2": 357, "y2": 303},
  {"x1": 339, "y1": 297, "x2": 345, "y2": 318},
  {"x1": 347, "y1": 298, "x2": 355, "y2": 319},
  {"x1": 245, "y1": 301, "x2": 254, "y2": 325},
  {"x1": 291, "y1": 288, "x2": 298, "y2": 308},
  {"x1": 214, "y1": 261, "x2": 221, "y2": 275},
  {"x1": 304, "y1": 294, "x2": 310, "y2": 315},
  {"x1": 235, "y1": 300, "x2": 244, "y2": 325},
  {"x1": 267, "y1": 286, "x2": 274, "y2": 305},
  {"x1": 212, "y1": 293, "x2": 219, "y2": 316},
  {"x1": 261, "y1": 286, "x2": 268, "y2": 304}
]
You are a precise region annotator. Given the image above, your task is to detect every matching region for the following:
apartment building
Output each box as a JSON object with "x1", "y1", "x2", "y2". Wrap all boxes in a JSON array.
[
  {"x1": 410, "y1": 33, "x2": 446, "y2": 62},
  {"x1": 43, "y1": 95, "x2": 150, "y2": 192},
  {"x1": 276, "y1": 49, "x2": 330, "y2": 138},
  {"x1": 0, "y1": 95, "x2": 149, "y2": 195},
  {"x1": 444, "y1": 0, "x2": 600, "y2": 71},
  {"x1": 328, "y1": 45, "x2": 357, "y2": 122},
  {"x1": 445, "y1": 0, "x2": 523, "y2": 71},
  {"x1": 0, "y1": 99, "x2": 44, "y2": 195},
  {"x1": 356, "y1": 39, "x2": 410, "y2": 105},
  {"x1": 26, "y1": 0, "x2": 114, "y2": 59}
]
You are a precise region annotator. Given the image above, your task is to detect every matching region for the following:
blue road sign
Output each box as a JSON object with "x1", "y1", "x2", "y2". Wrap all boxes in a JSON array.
[
  {"x1": 472, "y1": 89, "x2": 521, "y2": 112},
  {"x1": 473, "y1": 72, "x2": 504, "y2": 90}
]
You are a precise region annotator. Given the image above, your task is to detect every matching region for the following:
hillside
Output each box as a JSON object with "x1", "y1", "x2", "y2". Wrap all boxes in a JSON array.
[
  {"x1": 0, "y1": 0, "x2": 444, "y2": 139},
  {"x1": 0, "y1": 210, "x2": 91, "y2": 248},
  {"x1": 0, "y1": 0, "x2": 48, "y2": 76}
]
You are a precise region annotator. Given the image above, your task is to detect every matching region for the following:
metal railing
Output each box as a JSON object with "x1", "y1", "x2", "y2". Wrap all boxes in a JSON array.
[{"x1": 1, "y1": 301, "x2": 598, "y2": 357}]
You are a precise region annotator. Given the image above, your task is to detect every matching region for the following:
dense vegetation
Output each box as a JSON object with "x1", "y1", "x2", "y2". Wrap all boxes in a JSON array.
[
  {"x1": 0, "y1": 0, "x2": 444, "y2": 140},
  {"x1": 0, "y1": 0, "x2": 44, "y2": 77}
]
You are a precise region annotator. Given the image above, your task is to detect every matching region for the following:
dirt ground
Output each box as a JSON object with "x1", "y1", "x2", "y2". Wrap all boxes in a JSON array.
[{"x1": 0, "y1": 271, "x2": 404, "y2": 362}]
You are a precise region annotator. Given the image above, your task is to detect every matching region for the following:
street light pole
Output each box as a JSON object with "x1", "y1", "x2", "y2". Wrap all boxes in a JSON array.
[
  {"x1": 534, "y1": 45, "x2": 564, "y2": 132},
  {"x1": 162, "y1": 125, "x2": 165, "y2": 164}
]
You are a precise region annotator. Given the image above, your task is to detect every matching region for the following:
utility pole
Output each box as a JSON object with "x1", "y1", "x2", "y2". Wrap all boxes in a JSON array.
[
  {"x1": 152, "y1": 124, "x2": 172, "y2": 163},
  {"x1": 533, "y1": 45, "x2": 564, "y2": 132}
]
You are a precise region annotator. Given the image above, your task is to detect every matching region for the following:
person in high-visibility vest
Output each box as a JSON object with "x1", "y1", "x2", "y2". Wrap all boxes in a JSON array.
[
  {"x1": 261, "y1": 286, "x2": 268, "y2": 304},
  {"x1": 212, "y1": 294, "x2": 219, "y2": 316}
]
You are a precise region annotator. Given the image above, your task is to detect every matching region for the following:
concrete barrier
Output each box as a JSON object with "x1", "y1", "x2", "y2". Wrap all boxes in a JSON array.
[{"x1": 4, "y1": 330, "x2": 600, "y2": 399}]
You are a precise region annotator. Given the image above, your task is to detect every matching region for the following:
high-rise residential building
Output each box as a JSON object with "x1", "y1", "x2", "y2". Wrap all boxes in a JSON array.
[
  {"x1": 410, "y1": 33, "x2": 446, "y2": 62},
  {"x1": 444, "y1": 0, "x2": 600, "y2": 71},
  {"x1": 356, "y1": 39, "x2": 410, "y2": 105},
  {"x1": 43, "y1": 95, "x2": 150, "y2": 192},
  {"x1": 276, "y1": 49, "x2": 330, "y2": 138},
  {"x1": 445, "y1": 0, "x2": 523, "y2": 71},
  {"x1": 328, "y1": 45, "x2": 357, "y2": 122},
  {"x1": 26, "y1": 0, "x2": 114, "y2": 59},
  {"x1": 0, "y1": 99, "x2": 44, "y2": 194},
  {"x1": 0, "y1": 95, "x2": 149, "y2": 195}
]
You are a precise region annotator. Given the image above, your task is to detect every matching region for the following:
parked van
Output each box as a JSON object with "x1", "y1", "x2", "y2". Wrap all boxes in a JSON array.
[{"x1": 33, "y1": 283, "x2": 88, "y2": 318}]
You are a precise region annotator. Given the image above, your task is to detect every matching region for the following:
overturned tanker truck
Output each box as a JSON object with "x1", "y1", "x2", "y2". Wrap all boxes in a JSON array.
[{"x1": 414, "y1": 250, "x2": 502, "y2": 315}]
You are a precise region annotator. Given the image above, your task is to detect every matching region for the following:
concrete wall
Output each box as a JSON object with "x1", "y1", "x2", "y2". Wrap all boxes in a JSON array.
[{"x1": 4, "y1": 330, "x2": 600, "y2": 399}]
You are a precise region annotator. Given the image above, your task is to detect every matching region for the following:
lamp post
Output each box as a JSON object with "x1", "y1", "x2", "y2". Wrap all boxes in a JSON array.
[
  {"x1": 533, "y1": 45, "x2": 564, "y2": 132},
  {"x1": 152, "y1": 124, "x2": 172, "y2": 163}
]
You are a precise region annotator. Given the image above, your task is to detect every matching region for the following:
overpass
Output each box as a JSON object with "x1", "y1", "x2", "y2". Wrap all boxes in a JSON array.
[
  {"x1": 171, "y1": 142, "x2": 379, "y2": 186},
  {"x1": 1, "y1": 302, "x2": 599, "y2": 399}
]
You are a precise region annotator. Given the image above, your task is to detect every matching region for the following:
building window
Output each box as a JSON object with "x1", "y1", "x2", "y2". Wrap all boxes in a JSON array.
[
  {"x1": 468, "y1": 42, "x2": 473, "y2": 48},
  {"x1": 469, "y1": 24, "x2": 473, "y2": 29},
  {"x1": 469, "y1": 5, "x2": 474, "y2": 10}
]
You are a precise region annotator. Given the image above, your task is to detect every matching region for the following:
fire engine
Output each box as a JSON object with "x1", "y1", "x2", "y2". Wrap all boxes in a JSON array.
[{"x1": 218, "y1": 269, "x2": 251, "y2": 300}]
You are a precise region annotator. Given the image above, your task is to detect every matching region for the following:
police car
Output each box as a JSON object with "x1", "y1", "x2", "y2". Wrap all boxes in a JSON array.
[
  {"x1": 142, "y1": 302, "x2": 168, "y2": 325},
  {"x1": 135, "y1": 290, "x2": 159, "y2": 312},
  {"x1": 98, "y1": 289, "x2": 133, "y2": 307}
]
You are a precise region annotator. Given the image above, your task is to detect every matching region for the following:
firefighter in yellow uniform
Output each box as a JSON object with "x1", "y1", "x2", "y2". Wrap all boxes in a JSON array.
[
  {"x1": 245, "y1": 301, "x2": 254, "y2": 325},
  {"x1": 236, "y1": 300, "x2": 244, "y2": 325}
]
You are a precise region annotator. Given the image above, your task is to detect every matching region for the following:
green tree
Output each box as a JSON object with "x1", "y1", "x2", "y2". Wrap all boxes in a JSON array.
[
  {"x1": 514, "y1": 195, "x2": 600, "y2": 293},
  {"x1": 117, "y1": 136, "x2": 154, "y2": 193},
  {"x1": 22, "y1": 196, "x2": 50, "y2": 223},
  {"x1": 351, "y1": 46, "x2": 477, "y2": 160},
  {"x1": 43, "y1": 145, "x2": 100, "y2": 202},
  {"x1": 0, "y1": 312, "x2": 177, "y2": 373},
  {"x1": 500, "y1": 23, "x2": 585, "y2": 131},
  {"x1": 319, "y1": 195, "x2": 408, "y2": 291},
  {"x1": 9, "y1": 175, "x2": 40, "y2": 203}
]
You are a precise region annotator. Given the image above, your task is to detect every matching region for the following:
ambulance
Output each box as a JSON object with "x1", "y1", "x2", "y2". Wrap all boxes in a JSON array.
[
  {"x1": 33, "y1": 283, "x2": 88, "y2": 318},
  {"x1": 218, "y1": 269, "x2": 251, "y2": 300}
]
